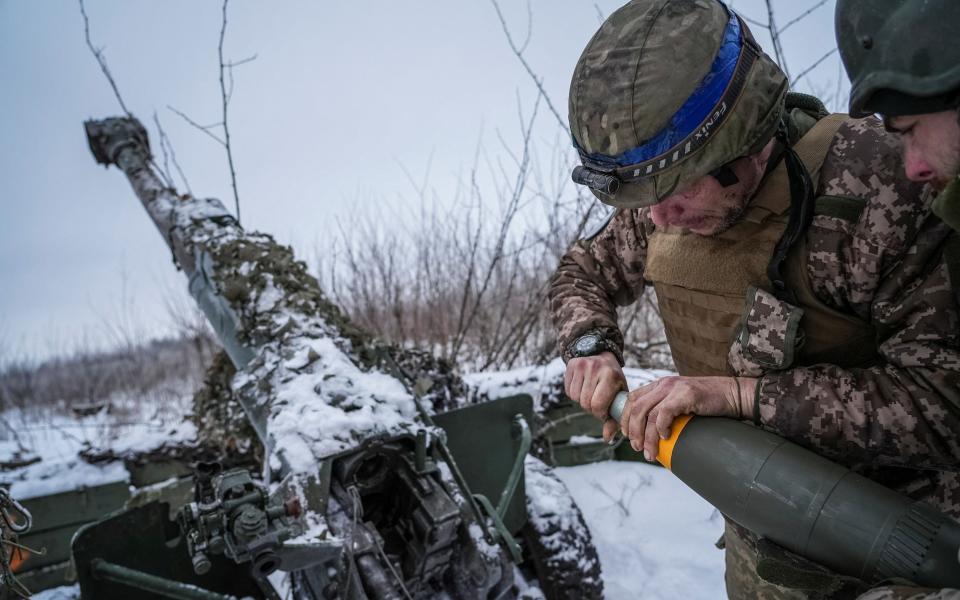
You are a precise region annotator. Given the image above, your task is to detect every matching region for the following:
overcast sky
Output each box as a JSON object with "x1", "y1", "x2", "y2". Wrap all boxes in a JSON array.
[{"x1": 0, "y1": 0, "x2": 842, "y2": 361}]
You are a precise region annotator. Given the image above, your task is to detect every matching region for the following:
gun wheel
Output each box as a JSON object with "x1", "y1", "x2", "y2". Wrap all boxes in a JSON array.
[{"x1": 521, "y1": 457, "x2": 603, "y2": 600}]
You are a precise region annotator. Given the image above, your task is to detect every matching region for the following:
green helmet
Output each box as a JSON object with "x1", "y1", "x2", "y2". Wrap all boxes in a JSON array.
[
  {"x1": 836, "y1": 0, "x2": 960, "y2": 118},
  {"x1": 569, "y1": 0, "x2": 787, "y2": 208}
]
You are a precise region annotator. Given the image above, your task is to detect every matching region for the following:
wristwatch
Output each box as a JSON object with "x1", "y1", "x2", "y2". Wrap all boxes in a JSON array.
[{"x1": 566, "y1": 332, "x2": 624, "y2": 365}]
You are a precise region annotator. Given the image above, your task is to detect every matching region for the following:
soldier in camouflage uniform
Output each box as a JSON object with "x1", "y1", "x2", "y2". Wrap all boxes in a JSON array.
[
  {"x1": 836, "y1": 0, "x2": 960, "y2": 233},
  {"x1": 551, "y1": 0, "x2": 960, "y2": 598},
  {"x1": 834, "y1": 3, "x2": 960, "y2": 599}
]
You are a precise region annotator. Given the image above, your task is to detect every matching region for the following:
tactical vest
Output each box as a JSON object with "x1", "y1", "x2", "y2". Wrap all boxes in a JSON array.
[{"x1": 644, "y1": 114, "x2": 879, "y2": 377}]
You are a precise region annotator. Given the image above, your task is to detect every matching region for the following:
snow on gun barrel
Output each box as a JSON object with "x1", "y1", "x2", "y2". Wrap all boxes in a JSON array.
[{"x1": 78, "y1": 116, "x2": 603, "y2": 599}]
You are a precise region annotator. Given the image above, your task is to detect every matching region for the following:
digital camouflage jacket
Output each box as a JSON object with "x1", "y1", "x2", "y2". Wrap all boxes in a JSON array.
[{"x1": 549, "y1": 115, "x2": 960, "y2": 517}]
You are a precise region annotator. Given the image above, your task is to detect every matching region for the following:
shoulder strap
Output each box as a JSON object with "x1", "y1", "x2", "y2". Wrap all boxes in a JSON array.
[
  {"x1": 767, "y1": 114, "x2": 846, "y2": 302},
  {"x1": 792, "y1": 114, "x2": 846, "y2": 183}
]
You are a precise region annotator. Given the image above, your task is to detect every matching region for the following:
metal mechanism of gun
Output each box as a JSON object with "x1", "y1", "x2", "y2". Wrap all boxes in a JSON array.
[
  {"x1": 321, "y1": 434, "x2": 463, "y2": 599},
  {"x1": 609, "y1": 391, "x2": 960, "y2": 588},
  {"x1": 178, "y1": 464, "x2": 305, "y2": 579}
]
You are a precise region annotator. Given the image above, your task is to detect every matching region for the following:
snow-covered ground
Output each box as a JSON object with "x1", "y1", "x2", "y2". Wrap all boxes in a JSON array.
[
  {"x1": 556, "y1": 462, "x2": 725, "y2": 599},
  {"x1": 1, "y1": 405, "x2": 196, "y2": 499}
]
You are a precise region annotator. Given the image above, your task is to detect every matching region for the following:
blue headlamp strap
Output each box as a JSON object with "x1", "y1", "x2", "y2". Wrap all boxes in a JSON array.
[{"x1": 575, "y1": 13, "x2": 758, "y2": 184}]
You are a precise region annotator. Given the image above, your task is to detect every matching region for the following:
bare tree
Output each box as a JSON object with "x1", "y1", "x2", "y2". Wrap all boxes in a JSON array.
[
  {"x1": 738, "y1": 0, "x2": 846, "y2": 109},
  {"x1": 163, "y1": 0, "x2": 256, "y2": 223},
  {"x1": 317, "y1": 1, "x2": 675, "y2": 372}
]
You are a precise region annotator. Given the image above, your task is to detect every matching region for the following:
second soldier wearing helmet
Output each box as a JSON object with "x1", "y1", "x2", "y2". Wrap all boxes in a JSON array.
[
  {"x1": 834, "y1": 3, "x2": 960, "y2": 600},
  {"x1": 836, "y1": 0, "x2": 960, "y2": 232},
  {"x1": 552, "y1": 0, "x2": 960, "y2": 597}
]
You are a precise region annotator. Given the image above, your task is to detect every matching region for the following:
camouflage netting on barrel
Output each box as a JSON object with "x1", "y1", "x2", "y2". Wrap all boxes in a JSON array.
[{"x1": 190, "y1": 241, "x2": 470, "y2": 465}]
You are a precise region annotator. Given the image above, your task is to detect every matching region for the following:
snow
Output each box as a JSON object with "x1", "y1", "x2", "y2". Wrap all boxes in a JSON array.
[
  {"x1": 464, "y1": 359, "x2": 568, "y2": 403},
  {"x1": 555, "y1": 461, "x2": 726, "y2": 600},
  {"x1": 232, "y1": 311, "x2": 421, "y2": 474},
  {"x1": 7, "y1": 458, "x2": 127, "y2": 500},
  {"x1": 464, "y1": 357, "x2": 674, "y2": 410},
  {"x1": 0, "y1": 405, "x2": 193, "y2": 499},
  {"x1": 31, "y1": 585, "x2": 79, "y2": 600}
]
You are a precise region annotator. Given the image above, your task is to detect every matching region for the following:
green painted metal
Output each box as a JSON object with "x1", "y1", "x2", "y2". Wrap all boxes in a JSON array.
[
  {"x1": 539, "y1": 402, "x2": 603, "y2": 443},
  {"x1": 72, "y1": 502, "x2": 265, "y2": 600},
  {"x1": 609, "y1": 392, "x2": 960, "y2": 588},
  {"x1": 473, "y1": 494, "x2": 523, "y2": 564},
  {"x1": 549, "y1": 440, "x2": 617, "y2": 467},
  {"x1": 432, "y1": 394, "x2": 534, "y2": 535},
  {"x1": 671, "y1": 417, "x2": 960, "y2": 587},
  {"x1": 90, "y1": 559, "x2": 237, "y2": 600},
  {"x1": 127, "y1": 460, "x2": 193, "y2": 488},
  {"x1": 20, "y1": 481, "x2": 129, "y2": 533},
  {"x1": 14, "y1": 481, "x2": 130, "y2": 578},
  {"x1": 496, "y1": 414, "x2": 532, "y2": 519}
]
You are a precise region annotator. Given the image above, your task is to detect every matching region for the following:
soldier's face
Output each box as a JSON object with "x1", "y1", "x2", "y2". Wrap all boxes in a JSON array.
[
  {"x1": 649, "y1": 142, "x2": 773, "y2": 236},
  {"x1": 887, "y1": 110, "x2": 960, "y2": 190}
]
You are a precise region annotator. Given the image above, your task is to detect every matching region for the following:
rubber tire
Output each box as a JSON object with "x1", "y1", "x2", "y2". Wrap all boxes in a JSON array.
[{"x1": 521, "y1": 457, "x2": 603, "y2": 600}]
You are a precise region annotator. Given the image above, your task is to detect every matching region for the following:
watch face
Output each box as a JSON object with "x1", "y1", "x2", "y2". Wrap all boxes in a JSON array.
[{"x1": 574, "y1": 334, "x2": 600, "y2": 356}]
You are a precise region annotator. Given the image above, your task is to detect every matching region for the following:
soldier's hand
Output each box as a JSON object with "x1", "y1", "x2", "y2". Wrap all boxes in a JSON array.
[
  {"x1": 564, "y1": 352, "x2": 626, "y2": 441},
  {"x1": 618, "y1": 375, "x2": 757, "y2": 461}
]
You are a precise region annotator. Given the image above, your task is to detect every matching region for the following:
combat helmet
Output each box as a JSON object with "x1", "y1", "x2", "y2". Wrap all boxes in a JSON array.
[
  {"x1": 836, "y1": 0, "x2": 960, "y2": 118},
  {"x1": 569, "y1": 0, "x2": 788, "y2": 207}
]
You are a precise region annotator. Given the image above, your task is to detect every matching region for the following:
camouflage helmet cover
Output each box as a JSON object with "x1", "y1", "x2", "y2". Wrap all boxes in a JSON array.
[
  {"x1": 836, "y1": 0, "x2": 960, "y2": 118},
  {"x1": 569, "y1": 0, "x2": 788, "y2": 208}
]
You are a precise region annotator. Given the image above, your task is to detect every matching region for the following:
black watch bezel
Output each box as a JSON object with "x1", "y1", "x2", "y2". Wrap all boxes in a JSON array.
[{"x1": 567, "y1": 332, "x2": 623, "y2": 365}]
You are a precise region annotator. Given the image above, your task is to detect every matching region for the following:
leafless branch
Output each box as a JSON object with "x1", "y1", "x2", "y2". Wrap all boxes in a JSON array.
[
  {"x1": 167, "y1": 106, "x2": 226, "y2": 145},
  {"x1": 832, "y1": 52, "x2": 847, "y2": 113},
  {"x1": 153, "y1": 111, "x2": 173, "y2": 187},
  {"x1": 739, "y1": 13, "x2": 770, "y2": 30},
  {"x1": 396, "y1": 150, "x2": 435, "y2": 203},
  {"x1": 763, "y1": 0, "x2": 791, "y2": 82},
  {"x1": 80, "y1": 7, "x2": 175, "y2": 193},
  {"x1": 778, "y1": 0, "x2": 828, "y2": 35},
  {"x1": 518, "y1": 1, "x2": 534, "y2": 55},
  {"x1": 219, "y1": 0, "x2": 243, "y2": 223},
  {"x1": 78, "y1": 0, "x2": 132, "y2": 116},
  {"x1": 593, "y1": 3, "x2": 605, "y2": 24},
  {"x1": 226, "y1": 54, "x2": 258, "y2": 69},
  {"x1": 489, "y1": 0, "x2": 570, "y2": 136},
  {"x1": 153, "y1": 111, "x2": 193, "y2": 195},
  {"x1": 225, "y1": 54, "x2": 258, "y2": 106},
  {"x1": 790, "y1": 48, "x2": 837, "y2": 87},
  {"x1": 591, "y1": 473, "x2": 650, "y2": 520},
  {"x1": 0, "y1": 414, "x2": 27, "y2": 453}
]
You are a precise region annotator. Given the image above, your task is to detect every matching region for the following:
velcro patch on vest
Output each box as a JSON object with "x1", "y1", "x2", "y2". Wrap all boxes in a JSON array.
[{"x1": 729, "y1": 286, "x2": 804, "y2": 376}]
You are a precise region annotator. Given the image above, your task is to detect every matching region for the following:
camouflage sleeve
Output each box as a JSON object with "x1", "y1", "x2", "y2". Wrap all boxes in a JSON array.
[
  {"x1": 757, "y1": 118, "x2": 960, "y2": 470},
  {"x1": 548, "y1": 208, "x2": 650, "y2": 361}
]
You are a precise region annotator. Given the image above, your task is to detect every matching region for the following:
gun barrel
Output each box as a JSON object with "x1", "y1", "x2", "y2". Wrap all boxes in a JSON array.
[{"x1": 610, "y1": 391, "x2": 960, "y2": 587}]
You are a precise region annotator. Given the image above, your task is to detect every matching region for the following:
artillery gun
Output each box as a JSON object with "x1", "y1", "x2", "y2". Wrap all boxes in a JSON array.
[{"x1": 52, "y1": 116, "x2": 604, "y2": 600}]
